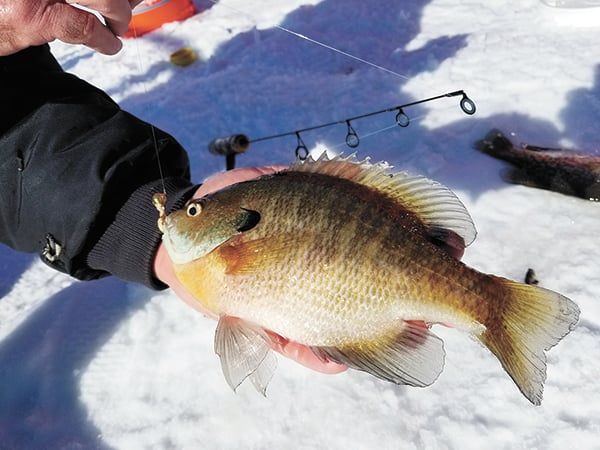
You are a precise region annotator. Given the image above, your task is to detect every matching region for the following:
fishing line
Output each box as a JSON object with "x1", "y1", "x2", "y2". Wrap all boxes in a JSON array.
[
  {"x1": 70, "y1": 4, "x2": 168, "y2": 193},
  {"x1": 205, "y1": 0, "x2": 411, "y2": 81},
  {"x1": 129, "y1": 21, "x2": 167, "y2": 195},
  {"x1": 319, "y1": 123, "x2": 402, "y2": 154},
  {"x1": 71, "y1": 3, "x2": 167, "y2": 193},
  {"x1": 272, "y1": 25, "x2": 411, "y2": 81}
]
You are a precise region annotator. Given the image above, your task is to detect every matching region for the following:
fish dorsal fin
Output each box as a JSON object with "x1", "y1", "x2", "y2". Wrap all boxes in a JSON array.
[{"x1": 289, "y1": 153, "x2": 477, "y2": 247}]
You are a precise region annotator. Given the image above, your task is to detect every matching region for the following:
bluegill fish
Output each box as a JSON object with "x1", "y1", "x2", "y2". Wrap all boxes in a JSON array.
[
  {"x1": 153, "y1": 155, "x2": 579, "y2": 405},
  {"x1": 476, "y1": 129, "x2": 600, "y2": 201}
]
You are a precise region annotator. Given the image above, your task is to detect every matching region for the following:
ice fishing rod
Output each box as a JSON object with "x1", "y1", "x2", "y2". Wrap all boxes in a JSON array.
[{"x1": 209, "y1": 89, "x2": 476, "y2": 170}]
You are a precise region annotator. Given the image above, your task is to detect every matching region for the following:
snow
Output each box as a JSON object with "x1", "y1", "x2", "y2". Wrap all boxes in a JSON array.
[{"x1": 1, "y1": 0, "x2": 600, "y2": 448}]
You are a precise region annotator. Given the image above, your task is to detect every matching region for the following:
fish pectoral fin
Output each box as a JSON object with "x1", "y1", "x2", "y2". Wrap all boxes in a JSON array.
[
  {"x1": 311, "y1": 321, "x2": 445, "y2": 388},
  {"x1": 217, "y1": 234, "x2": 299, "y2": 275},
  {"x1": 214, "y1": 315, "x2": 277, "y2": 395}
]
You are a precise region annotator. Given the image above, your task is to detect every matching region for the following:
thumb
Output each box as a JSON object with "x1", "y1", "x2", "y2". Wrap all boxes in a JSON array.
[{"x1": 45, "y1": 3, "x2": 123, "y2": 55}]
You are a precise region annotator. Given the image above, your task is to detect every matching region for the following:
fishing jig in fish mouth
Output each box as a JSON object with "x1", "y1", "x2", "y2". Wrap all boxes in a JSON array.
[
  {"x1": 153, "y1": 153, "x2": 579, "y2": 406},
  {"x1": 152, "y1": 192, "x2": 167, "y2": 233}
]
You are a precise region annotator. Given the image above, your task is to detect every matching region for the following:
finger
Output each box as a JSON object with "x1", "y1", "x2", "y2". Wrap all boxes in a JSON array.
[
  {"x1": 266, "y1": 331, "x2": 347, "y2": 374},
  {"x1": 195, "y1": 165, "x2": 287, "y2": 198},
  {"x1": 66, "y1": 0, "x2": 132, "y2": 36},
  {"x1": 279, "y1": 342, "x2": 348, "y2": 374},
  {"x1": 46, "y1": 3, "x2": 123, "y2": 55}
]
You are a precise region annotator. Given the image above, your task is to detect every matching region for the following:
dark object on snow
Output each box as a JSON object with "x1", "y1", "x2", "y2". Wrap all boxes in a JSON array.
[
  {"x1": 475, "y1": 130, "x2": 600, "y2": 201},
  {"x1": 525, "y1": 268, "x2": 539, "y2": 286}
]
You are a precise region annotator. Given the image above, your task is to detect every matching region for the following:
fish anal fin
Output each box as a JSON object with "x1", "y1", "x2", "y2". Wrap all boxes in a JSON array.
[
  {"x1": 214, "y1": 315, "x2": 277, "y2": 395},
  {"x1": 311, "y1": 321, "x2": 445, "y2": 388}
]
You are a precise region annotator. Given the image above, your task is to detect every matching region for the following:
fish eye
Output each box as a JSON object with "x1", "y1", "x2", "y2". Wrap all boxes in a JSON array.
[{"x1": 186, "y1": 202, "x2": 202, "y2": 217}]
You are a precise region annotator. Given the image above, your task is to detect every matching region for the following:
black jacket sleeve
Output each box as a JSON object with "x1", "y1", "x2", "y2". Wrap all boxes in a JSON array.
[{"x1": 0, "y1": 45, "x2": 198, "y2": 289}]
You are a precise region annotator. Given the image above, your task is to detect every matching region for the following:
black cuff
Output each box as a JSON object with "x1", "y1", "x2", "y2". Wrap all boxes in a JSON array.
[{"x1": 87, "y1": 177, "x2": 199, "y2": 289}]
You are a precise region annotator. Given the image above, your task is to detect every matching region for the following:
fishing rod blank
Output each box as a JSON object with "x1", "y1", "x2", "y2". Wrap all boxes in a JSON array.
[{"x1": 208, "y1": 90, "x2": 476, "y2": 170}]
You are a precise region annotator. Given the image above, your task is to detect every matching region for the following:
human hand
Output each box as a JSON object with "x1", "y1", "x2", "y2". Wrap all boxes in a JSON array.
[
  {"x1": 154, "y1": 166, "x2": 347, "y2": 375},
  {"x1": 0, "y1": 0, "x2": 142, "y2": 56}
]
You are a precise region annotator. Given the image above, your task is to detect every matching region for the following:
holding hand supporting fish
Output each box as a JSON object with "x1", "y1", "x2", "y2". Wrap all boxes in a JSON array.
[{"x1": 153, "y1": 154, "x2": 579, "y2": 405}]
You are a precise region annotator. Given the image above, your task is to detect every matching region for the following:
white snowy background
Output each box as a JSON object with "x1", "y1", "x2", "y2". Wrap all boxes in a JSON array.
[{"x1": 1, "y1": 0, "x2": 599, "y2": 448}]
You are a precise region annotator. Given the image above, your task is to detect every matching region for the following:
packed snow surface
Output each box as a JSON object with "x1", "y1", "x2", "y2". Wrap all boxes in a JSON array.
[{"x1": 1, "y1": 0, "x2": 599, "y2": 448}]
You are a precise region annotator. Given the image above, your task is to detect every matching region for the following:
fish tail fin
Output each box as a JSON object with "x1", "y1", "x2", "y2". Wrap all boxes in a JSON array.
[{"x1": 480, "y1": 278, "x2": 579, "y2": 405}]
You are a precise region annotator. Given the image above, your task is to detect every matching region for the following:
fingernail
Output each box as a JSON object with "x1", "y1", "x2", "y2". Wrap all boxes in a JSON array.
[{"x1": 100, "y1": 38, "x2": 123, "y2": 56}]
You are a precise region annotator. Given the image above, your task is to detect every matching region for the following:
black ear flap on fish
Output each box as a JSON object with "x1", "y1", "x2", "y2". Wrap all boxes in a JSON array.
[
  {"x1": 311, "y1": 321, "x2": 445, "y2": 388},
  {"x1": 237, "y1": 208, "x2": 261, "y2": 232}
]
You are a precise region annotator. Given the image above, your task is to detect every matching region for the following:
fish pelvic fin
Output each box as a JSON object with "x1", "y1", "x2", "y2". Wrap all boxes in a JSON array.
[
  {"x1": 289, "y1": 153, "x2": 476, "y2": 250},
  {"x1": 311, "y1": 321, "x2": 445, "y2": 388},
  {"x1": 214, "y1": 315, "x2": 277, "y2": 395},
  {"x1": 480, "y1": 279, "x2": 580, "y2": 406}
]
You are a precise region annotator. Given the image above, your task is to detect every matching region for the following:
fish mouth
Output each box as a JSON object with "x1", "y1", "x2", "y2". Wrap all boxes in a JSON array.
[{"x1": 162, "y1": 217, "x2": 195, "y2": 263}]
